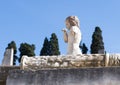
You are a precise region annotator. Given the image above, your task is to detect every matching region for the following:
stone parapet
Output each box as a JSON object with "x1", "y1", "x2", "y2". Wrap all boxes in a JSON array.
[{"x1": 21, "y1": 54, "x2": 120, "y2": 71}]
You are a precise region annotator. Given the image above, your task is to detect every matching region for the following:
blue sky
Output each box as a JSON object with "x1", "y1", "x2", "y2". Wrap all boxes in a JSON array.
[{"x1": 0, "y1": 0, "x2": 120, "y2": 64}]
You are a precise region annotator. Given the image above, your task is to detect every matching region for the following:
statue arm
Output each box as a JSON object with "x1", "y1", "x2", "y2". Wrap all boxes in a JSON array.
[
  {"x1": 62, "y1": 29, "x2": 68, "y2": 43},
  {"x1": 63, "y1": 32, "x2": 68, "y2": 43}
]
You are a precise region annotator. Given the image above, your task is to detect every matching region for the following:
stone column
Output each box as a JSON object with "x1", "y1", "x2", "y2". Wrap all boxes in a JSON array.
[{"x1": 2, "y1": 48, "x2": 14, "y2": 66}]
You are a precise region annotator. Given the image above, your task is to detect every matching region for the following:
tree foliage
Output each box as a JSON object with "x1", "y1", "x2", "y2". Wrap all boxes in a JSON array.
[
  {"x1": 90, "y1": 26, "x2": 104, "y2": 54},
  {"x1": 40, "y1": 37, "x2": 50, "y2": 56},
  {"x1": 81, "y1": 43, "x2": 88, "y2": 54},
  {"x1": 19, "y1": 43, "x2": 35, "y2": 62},
  {"x1": 49, "y1": 33, "x2": 60, "y2": 55},
  {"x1": 6, "y1": 41, "x2": 18, "y2": 65},
  {"x1": 40, "y1": 33, "x2": 60, "y2": 56}
]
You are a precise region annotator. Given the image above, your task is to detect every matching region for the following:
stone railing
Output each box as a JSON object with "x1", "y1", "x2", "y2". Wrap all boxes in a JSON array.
[{"x1": 20, "y1": 54, "x2": 120, "y2": 71}]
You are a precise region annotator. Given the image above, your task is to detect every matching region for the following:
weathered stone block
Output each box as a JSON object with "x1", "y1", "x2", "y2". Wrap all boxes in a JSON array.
[{"x1": 6, "y1": 67, "x2": 120, "y2": 85}]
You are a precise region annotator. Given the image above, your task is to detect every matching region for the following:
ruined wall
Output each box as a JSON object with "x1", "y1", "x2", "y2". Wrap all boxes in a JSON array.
[
  {"x1": 0, "y1": 66, "x2": 20, "y2": 85},
  {"x1": 1, "y1": 54, "x2": 120, "y2": 85},
  {"x1": 21, "y1": 54, "x2": 120, "y2": 71},
  {"x1": 7, "y1": 67, "x2": 120, "y2": 85},
  {"x1": 21, "y1": 54, "x2": 105, "y2": 71}
]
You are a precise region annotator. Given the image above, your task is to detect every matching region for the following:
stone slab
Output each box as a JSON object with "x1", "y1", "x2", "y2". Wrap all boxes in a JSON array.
[{"x1": 7, "y1": 67, "x2": 120, "y2": 85}]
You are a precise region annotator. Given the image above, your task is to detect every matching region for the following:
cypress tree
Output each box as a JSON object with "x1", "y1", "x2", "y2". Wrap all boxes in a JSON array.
[
  {"x1": 40, "y1": 37, "x2": 50, "y2": 56},
  {"x1": 81, "y1": 43, "x2": 88, "y2": 54},
  {"x1": 90, "y1": 26, "x2": 104, "y2": 54},
  {"x1": 49, "y1": 33, "x2": 60, "y2": 55}
]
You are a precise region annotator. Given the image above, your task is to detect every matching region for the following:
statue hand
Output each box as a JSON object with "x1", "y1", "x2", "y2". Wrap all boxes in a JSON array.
[{"x1": 62, "y1": 29, "x2": 67, "y2": 33}]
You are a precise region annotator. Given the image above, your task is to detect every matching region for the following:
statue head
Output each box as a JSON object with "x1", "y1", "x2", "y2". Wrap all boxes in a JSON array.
[{"x1": 65, "y1": 16, "x2": 80, "y2": 30}]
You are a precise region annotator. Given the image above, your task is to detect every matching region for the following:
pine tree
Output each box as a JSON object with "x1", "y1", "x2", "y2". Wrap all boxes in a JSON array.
[
  {"x1": 49, "y1": 33, "x2": 60, "y2": 55},
  {"x1": 81, "y1": 43, "x2": 88, "y2": 54},
  {"x1": 6, "y1": 41, "x2": 18, "y2": 65},
  {"x1": 40, "y1": 37, "x2": 50, "y2": 56},
  {"x1": 90, "y1": 26, "x2": 104, "y2": 54},
  {"x1": 19, "y1": 43, "x2": 35, "y2": 62}
]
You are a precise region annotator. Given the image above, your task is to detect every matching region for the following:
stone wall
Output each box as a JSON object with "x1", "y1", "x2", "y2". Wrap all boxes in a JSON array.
[
  {"x1": 7, "y1": 67, "x2": 120, "y2": 85},
  {"x1": 1, "y1": 54, "x2": 120, "y2": 85},
  {"x1": 21, "y1": 54, "x2": 105, "y2": 71},
  {"x1": 0, "y1": 66, "x2": 20, "y2": 85},
  {"x1": 21, "y1": 54, "x2": 120, "y2": 71}
]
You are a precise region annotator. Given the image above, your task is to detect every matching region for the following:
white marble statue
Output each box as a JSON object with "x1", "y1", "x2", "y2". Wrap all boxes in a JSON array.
[{"x1": 62, "y1": 16, "x2": 82, "y2": 55}]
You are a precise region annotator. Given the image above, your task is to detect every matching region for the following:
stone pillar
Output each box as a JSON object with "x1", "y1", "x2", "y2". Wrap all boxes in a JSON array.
[
  {"x1": 105, "y1": 53, "x2": 109, "y2": 67},
  {"x1": 2, "y1": 48, "x2": 14, "y2": 66}
]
